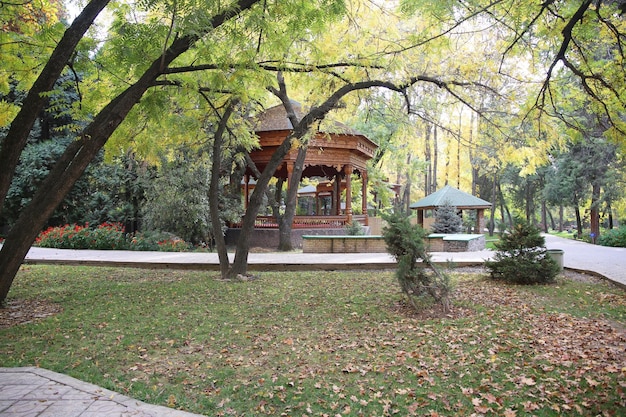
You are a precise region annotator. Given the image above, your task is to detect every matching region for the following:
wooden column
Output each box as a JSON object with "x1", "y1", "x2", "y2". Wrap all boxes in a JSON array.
[
  {"x1": 334, "y1": 173, "x2": 341, "y2": 215},
  {"x1": 417, "y1": 209, "x2": 424, "y2": 228},
  {"x1": 286, "y1": 162, "x2": 294, "y2": 190},
  {"x1": 476, "y1": 209, "x2": 485, "y2": 234},
  {"x1": 361, "y1": 170, "x2": 368, "y2": 225},
  {"x1": 345, "y1": 165, "x2": 353, "y2": 224}
]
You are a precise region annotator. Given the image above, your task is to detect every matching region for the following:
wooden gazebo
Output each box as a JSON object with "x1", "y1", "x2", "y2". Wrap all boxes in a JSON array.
[
  {"x1": 410, "y1": 185, "x2": 492, "y2": 233},
  {"x1": 242, "y1": 101, "x2": 377, "y2": 228}
]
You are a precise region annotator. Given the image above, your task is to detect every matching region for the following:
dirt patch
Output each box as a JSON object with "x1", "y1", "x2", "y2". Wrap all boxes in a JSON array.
[{"x1": 0, "y1": 298, "x2": 62, "y2": 329}]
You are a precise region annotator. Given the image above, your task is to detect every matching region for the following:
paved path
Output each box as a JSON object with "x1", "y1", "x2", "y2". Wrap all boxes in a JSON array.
[
  {"x1": 19, "y1": 234, "x2": 626, "y2": 287},
  {"x1": 0, "y1": 367, "x2": 200, "y2": 417},
  {"x1": 2, "y1": 234, "x2": 625, "y2": 416},
  {"x1": 543, "y1": 234, "x2": 626, "y2": 287}
]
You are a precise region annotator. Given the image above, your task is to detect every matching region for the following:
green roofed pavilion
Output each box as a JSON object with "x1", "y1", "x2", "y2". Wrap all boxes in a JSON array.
[{"x1": 410, "y1": 185, "x2": 492, "y2": 233}]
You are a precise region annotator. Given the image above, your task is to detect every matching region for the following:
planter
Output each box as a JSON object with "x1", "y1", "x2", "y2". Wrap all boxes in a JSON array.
[{"x1": 547, "y1": 249, "x2": 564, "y2": 271}]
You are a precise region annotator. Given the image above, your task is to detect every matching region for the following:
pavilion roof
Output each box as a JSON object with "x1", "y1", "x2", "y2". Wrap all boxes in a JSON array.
[
  {"x1": 410, "y1": 185, "x2": 492, "y2": 209},
  {"x1": 254, "y1": 101, "x2": 364, "y2": 136}
]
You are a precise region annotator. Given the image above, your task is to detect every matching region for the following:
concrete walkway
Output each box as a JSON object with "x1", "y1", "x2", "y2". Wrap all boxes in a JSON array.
[
  {"x1": 18, "y1": 234, "x2": 626, "y2": 287},
  {"x1": 2, "y1": 234, "x2": 625, "y2": 416},
  {"x1": 0, "y1": 367, "x2": 201, "y2": 417}
]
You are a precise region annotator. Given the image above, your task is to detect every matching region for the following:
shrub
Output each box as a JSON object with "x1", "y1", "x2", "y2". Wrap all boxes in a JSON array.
[
  {"x1": 598, "y1": 226, "x2": 626, "y2": 248},
  {"x1": 485, "y1": 219, "x2": 559, "y2": 285},
  {"x1": 382, "y1": 212, "x2": 451, "y2": 312},
  {"x1": 432, "y1": 200, "x2": 463, "y2": 234},
  {"x1": 344, "y1": 221, "x2": 366, "y2": 236},
  {"x1": 35, "y1": 223, "x2": 192, "y2": 252},
  {"x1": 35, "y1": 223, "x2": 128, "y2": 250}
]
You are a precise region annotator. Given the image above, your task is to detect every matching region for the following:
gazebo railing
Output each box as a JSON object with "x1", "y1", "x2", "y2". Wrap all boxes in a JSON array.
[{"x1": 229, "y1": 215, "x2": 368, "y2": 229}]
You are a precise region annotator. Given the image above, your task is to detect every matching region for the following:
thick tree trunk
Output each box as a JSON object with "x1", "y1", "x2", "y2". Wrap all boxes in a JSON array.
[
  {"x1": 0, "y1": 0, "x2": 261, "y2": 303},
  {"x1": 278, "y1": 146, "x2": 307, "y2": 251},
  {"x1": 207, "y1": 98, "x2": 237, "y2": 278},
  {"x1": 0, "y1": 0, "x2": 111, "y2": 210}
]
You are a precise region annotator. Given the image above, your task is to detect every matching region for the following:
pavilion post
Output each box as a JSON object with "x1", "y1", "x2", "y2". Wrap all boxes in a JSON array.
[
  {"x1": 361, "y1": 170, "x2": 368, "y2": 225},
  {"x1": 345, "y1": 165, "x2": 353, "y2": 224}
]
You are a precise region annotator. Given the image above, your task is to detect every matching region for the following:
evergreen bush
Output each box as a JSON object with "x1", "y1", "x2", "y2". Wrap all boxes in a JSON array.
[
  {"x1": 432, "y1": 200, "x2": 463, "y2": 233},
  {"x1": 344, "y1": 221, "x2": 366, "y2": 235},
  {"x1": 485, "y1": 219, "x2": 559, "y2": 285},
  {"x1": 598, "y1": 226, "x2": 626, "y2": 247},
  {"x1": 382, "y1": 212, "x2": 451, "y2": 312}
]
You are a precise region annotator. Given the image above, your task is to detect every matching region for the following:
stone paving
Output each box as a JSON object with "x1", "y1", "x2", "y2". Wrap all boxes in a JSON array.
[
  {"x1": 0, "y1": 367, "x2": 202, "y2": 417},
  {"x1": 2, "y1": 234, "x2": 625, "y2": 416}
]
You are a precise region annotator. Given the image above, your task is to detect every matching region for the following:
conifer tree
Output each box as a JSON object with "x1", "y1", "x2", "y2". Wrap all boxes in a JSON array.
[
  {"x1": 432, "y1": 200, "x2": 463, "y2": 234},
  {"x1": 485, "y1": 218, "x2": 560, "y2": 285}
]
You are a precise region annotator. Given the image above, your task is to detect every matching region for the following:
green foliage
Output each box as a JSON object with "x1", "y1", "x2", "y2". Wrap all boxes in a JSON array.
[
  {"x1": 598, "y1": 226, "x2": 626, "y2": 248},
  {"x1": 141, "y1": 153, "x2": 211, "y2": 245},
  {"x1": 343, "y1": 220, "x2": 365, "y2": 235},
  {"x1": 382, "y1": 212, "x2": 451, "y2": 311},
  {"x1": 432, "y1": 200, "x2": 463, "y2": 233},
  {"x1": 485, "y1": 219, "x2": 560, "y2": 285}
]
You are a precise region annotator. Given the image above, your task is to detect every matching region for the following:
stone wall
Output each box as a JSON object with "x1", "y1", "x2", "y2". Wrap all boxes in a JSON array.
[
  {"x1": 426, "y1": 234, "x2": 486, "y2": 252},
  {"x1": 303, "y1": 236, "x2": 387, "y2": 253}
]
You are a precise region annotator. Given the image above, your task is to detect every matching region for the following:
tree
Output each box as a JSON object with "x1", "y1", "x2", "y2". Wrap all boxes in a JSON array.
[
  {"x1": 0, "y1": 0, "x2": 263, "y2": 303},
  {"x1": 485, "y1": 218, "x2": 560, "y2": 285},
  {"x1": 382, "y1": 211, "x2": 451, "y2": 312},
  {"x1": 0, "y1": 0, "x2": 112, "y2": 210},
  {"x1": 432, "y1": 200, "x2": 463, "y2": 234},
  {"x1": 142, "y1": 152, "x2": 211, "y2": 245}
]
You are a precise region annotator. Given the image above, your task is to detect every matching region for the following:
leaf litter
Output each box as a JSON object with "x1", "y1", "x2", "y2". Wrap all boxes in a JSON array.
[{"x1": 2, "y1": 266, "x2": 625, "y2": 416}]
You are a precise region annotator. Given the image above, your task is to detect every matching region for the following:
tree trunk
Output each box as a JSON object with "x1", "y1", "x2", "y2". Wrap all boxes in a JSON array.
[
  {"x1": 0, "y1": 0, "x2": 261, "y2": 304},
  {"x1": 424, "y1": 123, "x2": 431, "y2": 195},
  {"x1": 559, "y1": 205, "x2": 564, "y2": 232},
  {"x1": 575, "y1": 205, "x2": 583, "y2": 239},
  {"x1": 0, "y1": 0, "x2": 111, "y2": 210},
  {"x1": 432, "y1": 125, "x2": 438, "y2": 192},
  {"x1": 206, "y1": 98, "x2": 237, "y2": 278},
  {"x1": 541, "y1": 199, "x2": 548, "y2": 232},
  {"x1": 278, "y1": 145, "x2": 307, "y2": 251},
  {"x1": 590, "y1": 183, "x2": 601, "y2": 243},
  {"x1": 404, "y1": 154, "x2": 412, "y2": 214},
  {"x1": 547, "y1": 209, "x2": 556, "y2": 231},
  {"x1": 488, "y1": 171, "x2": 497, "y2": 236}
]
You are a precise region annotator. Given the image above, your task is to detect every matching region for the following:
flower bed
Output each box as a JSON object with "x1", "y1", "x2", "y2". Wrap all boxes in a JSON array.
[{"x1": 35, "y1": 223, "x2": 190, "y2": 252}]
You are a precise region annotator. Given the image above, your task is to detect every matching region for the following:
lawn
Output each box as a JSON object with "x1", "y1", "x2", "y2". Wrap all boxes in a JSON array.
[{"x1": 1, "y1": 265, "x2": 625, "y2": 416}]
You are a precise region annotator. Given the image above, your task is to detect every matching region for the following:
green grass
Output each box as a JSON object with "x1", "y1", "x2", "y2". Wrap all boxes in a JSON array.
[{"x1": 2, "y1": 266, "x2": 626, "y2": 416}]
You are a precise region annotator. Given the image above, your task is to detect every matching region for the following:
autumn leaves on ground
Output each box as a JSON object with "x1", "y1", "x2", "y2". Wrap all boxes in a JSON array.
[{"x1": 1, "y1": 266, "x2": 625, "y2": 416}]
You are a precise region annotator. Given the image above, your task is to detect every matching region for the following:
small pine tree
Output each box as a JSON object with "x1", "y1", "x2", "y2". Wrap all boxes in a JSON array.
[
  {"x1": 485, "y1": 219, "x2": 560, "y2": 285},
  {"x1": 432, "y1": 200, "x2": 463, "y2": 233},
  {"x1": 382, "y1": 212, "x2": 451, "y2": 312}
]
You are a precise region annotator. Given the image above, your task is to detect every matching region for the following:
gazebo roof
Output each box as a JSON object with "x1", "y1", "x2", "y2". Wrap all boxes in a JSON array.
[
  {"x1": 410, "y1": 185, "x2": 492, "y2": 210},
  {"x1": 255, "y1": 101, "x2": 364, "y2": 136}
]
